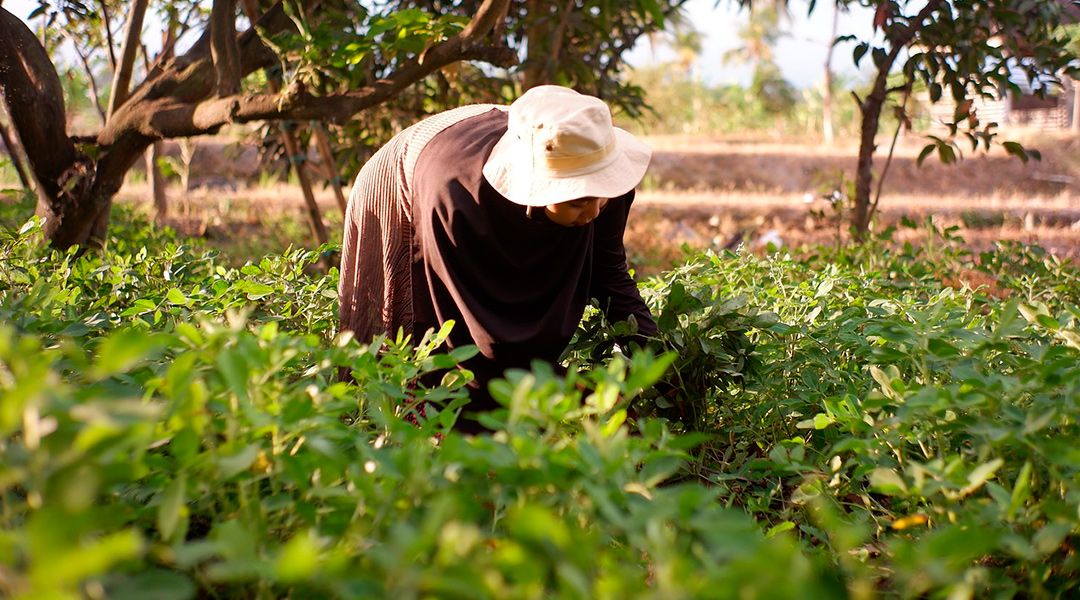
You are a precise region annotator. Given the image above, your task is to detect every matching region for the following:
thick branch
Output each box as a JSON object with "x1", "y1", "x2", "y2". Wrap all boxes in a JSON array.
[
  {"x1": 106, "y1": 0, "x2": 149, "y2": 117},
  {"x1": 148, "y1": 45, "x2": 516, "y2": 137},
  {"x1": 210, "y1": 0, "x2": 242, "y2": 96},
  {"x1": 0, "y1": 7, "x2": 78, "y2": 198},
  {"x1": 114, "y1": 2, "x2": 298, "y2": 119},
  {"x1": 459, "y1": 0, "x2": 511, "y2": 41}
]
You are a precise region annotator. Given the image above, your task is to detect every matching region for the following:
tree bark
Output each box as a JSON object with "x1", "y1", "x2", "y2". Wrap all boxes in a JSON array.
[
  {"x1": 210, "y1": 0, "x2": 241, "y2": 97},
  {"x1": 851, "y1": 0, "x2": 943, "y2": 238},
  {"x1": 0, "y1": 8, "x2": 82, "y2": 204},
  {"x1": 1, "y1": 0, "x2": 514, "y2": 250},
  {"x1": 312, "y1": 124, "x2": 347, "y2": 215},
  {"x1": 147, "y1": 141, "x2": 167, "y2": 223},
  {"x1": 280, "y1": 127, "x2": 328, "y2": 245},
  {"x1": 106, "y1": 0, "x2": 150, "y2": 118},
  {"x1": 92, "y1": 0, "x2": 151, "y2": 245}
]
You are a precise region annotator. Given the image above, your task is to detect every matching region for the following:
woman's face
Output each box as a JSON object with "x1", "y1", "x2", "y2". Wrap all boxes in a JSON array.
[{"x1": 543, "y1": 196, "x2": 609, "y2": 227}]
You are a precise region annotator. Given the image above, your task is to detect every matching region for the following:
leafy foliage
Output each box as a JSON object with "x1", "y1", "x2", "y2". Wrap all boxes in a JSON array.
[
  {"x1": 829, "y1": 0, "x2": 1080, "y2": 234},
  {"x1": 2, "y1": 203, "x2": 1079, "y2": 598}
]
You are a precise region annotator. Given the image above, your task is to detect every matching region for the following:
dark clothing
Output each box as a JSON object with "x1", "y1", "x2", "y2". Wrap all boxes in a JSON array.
[{"x1": 339, "y1": 106, "x2": 656, "y2": 415}]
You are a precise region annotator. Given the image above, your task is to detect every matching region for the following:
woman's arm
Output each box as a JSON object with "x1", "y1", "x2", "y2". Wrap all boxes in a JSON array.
[{"x1": 589, "y1": 191, "x2": 658, "y2": 342}]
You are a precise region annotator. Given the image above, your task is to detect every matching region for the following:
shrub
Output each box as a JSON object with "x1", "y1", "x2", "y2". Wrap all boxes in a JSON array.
[{"x1": 1, "y1": 211, "x2": 1078, "y2": 598}]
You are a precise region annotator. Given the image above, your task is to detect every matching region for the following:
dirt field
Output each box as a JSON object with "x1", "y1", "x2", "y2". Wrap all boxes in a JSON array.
[
  {"x1": 625, "y1": 132, "x2": 1079, "y2": 270},
  {"x1": 114, "y1": 131, "x2": 1080, "y2": 270}
]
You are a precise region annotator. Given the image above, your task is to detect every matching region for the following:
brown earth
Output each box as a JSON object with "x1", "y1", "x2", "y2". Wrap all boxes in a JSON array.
[{"x1": 114, "y1": 131, "x2": 1080, "y2": 270}]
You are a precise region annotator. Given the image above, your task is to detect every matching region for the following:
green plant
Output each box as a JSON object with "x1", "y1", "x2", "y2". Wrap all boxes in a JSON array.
[{"x1": 2, "y1": 208, "x2": 1078, "y2": 598}]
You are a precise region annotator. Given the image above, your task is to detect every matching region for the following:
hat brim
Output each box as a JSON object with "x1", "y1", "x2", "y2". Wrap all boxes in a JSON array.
[{"x1": 481, "y1": 128, "x2": 652, "y2": 207}]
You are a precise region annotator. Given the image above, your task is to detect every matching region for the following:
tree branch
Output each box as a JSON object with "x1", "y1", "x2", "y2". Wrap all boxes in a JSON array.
[
  {"x1": 65, "y1": 30, "x2": 108, "y2": 123},
  {"x1": 98, "y1": 0, "x2": 119, "y2": 72},
  {"x1": 0, "y1": 103, "x2": 34, "y2": 190},
  {"x1": 210, "y1": 0, "x2": 242, "y2": 96},
  {"x1": 0, "y1": 6, "x2": 79, "y2": 199},
  {"x1": 130, "y1": 0, "x2": 514, "y2": 138},
  {"x1": 148, "y1": 45, "x2": 516, "y2": 137},
  {"x1": 106, "y1": 0, "x2": 149, "y2": 118}
]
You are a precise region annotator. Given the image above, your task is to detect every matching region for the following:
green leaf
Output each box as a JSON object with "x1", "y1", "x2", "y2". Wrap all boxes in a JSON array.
[
  {"x1": 961, "y1": 458, "x2": 1004, "y2": 497},
  {"x1": 216, "y1": 347, "x2": 249, "y2": 401},
  {"x1": 1007, "y1": 461, "x2": 1032, "y2": 521},
  {"x1": 157, "y1": 475, "x2": 187, "y2": 542},
  {"x1": 1035, "y1": 314, "x2": 1060, "y2": 330},
  {"x1": 1033, "y1": 522, "x2": 1072, "y2": 556},
  {"x1": 91, "y1": 328, "x2": 162, "y2": 379},
  {"x1": 869, "y1": 467, "x2": 908, "y2": 495},
  {"x1": 853, "y1": 42, "x2": 869, "y2": 66},
  {"x1": 105, "y1": 569, "x2": 196, "y2": 600},
  {"x1": 238, "y1": 280, "x2": 275, "y2": 300},
  {"x1": 1002, "y1": 141, "x2": 1029, "y2": 164},
  {"x1": 166, "y1": 288, "x2": 189, "y2": 306},
  {"x1": 937, "y1": 142, "x2": 956, "y2": 165},
  {"x1": 275, "y1": 532, "x2": 321, "y2": 583},
  {"x1": 766, "y1": 521, "x2": 796, "y2": 538},
  {"x1": 218, "y1": 445, "x2": 261, "y2": 479},
  {"x1": 916, "y1": 143, "x2": 936, "y2": 167}
]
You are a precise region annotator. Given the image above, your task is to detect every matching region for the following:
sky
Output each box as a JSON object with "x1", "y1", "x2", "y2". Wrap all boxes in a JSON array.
[
  {"x1": 3, "y1": 0, "x2": 877, "y2": 90},
  {"x1": 625, "y1": 0, "x2": 877, "y2": 89}
]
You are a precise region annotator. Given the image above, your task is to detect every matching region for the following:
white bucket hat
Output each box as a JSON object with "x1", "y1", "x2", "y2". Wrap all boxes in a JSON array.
[{"x1": 482, "y1": 85, "x2": 652, "y2": 207}]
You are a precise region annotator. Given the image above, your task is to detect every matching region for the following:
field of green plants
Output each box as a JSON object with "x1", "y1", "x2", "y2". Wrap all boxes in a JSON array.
[{"x1": 2, "y1": 191, "x2": 1079, "y2": 599}]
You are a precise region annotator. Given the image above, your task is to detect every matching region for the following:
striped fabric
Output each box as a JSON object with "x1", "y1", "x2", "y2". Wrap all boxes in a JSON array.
[{"x1": 338, "y1": 104, "x2": 505, "y2": 346}]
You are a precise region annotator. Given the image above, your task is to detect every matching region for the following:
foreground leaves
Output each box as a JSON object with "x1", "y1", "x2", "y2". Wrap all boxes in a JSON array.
[{"x1": 1, "y1": 210, "x2": 1079, "y2": 598}]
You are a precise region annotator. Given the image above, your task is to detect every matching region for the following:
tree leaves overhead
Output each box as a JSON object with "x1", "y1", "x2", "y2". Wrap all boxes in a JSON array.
[{"x1": 828, "y1": 0, "x2": 1079, "y2": 236}]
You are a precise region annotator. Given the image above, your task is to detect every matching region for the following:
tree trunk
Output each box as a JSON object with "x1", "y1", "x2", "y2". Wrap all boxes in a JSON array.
[
  {"x1": 852, "y1": 96, "x2": 885, "y2": 237},
  {"x1": 89, "y1": 0, "x2": 151, "y2": 245},
  {"x1": 312, "y1": 124, "x2": 347, "y2": 215},
  {"x1": 0, "y1": 7, "x2": 86, "y2": 231},
  {"x1": 850, "y1": 0, "x2": 943, "y2": 239},
  {"x1": 280, "y1": 127, "x2": 329, "y2": 245},
  {"x1": 1, "y1": 0, "x2": 514, "y2": 250},
  {"x1": 147, "y1": 141, "x2": 167, "y2": 223},
  {"x1": 521, "y1": 0, "x2": 547, "y2": 89},
  {"x1": 106, "y1": 0, "x2": 150, "y2": 118},
  {"x1": 521, "y1": 0, "x2": 573, "y2": 89},
  {"x1": 210, "y1": 0, "x2": 241, "y2": 96}
]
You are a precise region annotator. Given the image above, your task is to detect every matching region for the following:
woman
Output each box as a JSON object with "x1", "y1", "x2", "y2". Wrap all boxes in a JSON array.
[{"x1": 338, "y1": 85, "x2": 657, "y2": 424}]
